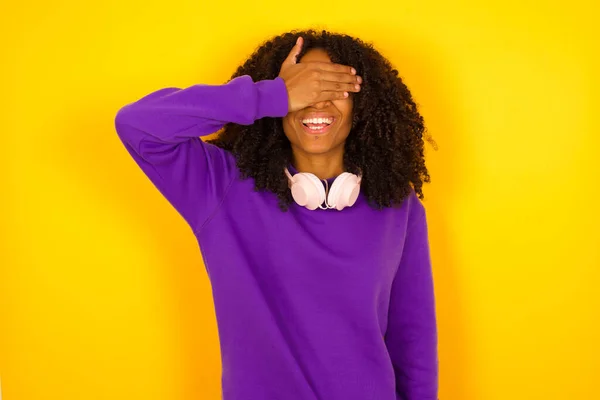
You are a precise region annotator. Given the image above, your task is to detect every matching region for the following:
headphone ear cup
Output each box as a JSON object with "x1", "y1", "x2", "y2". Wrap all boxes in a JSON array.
[
  {"x1": 328, "y1": 173, "x2": 361, "y2": 211},
  {"x1": 290, "y1": 173, "x2": 326, "y2": 210}
]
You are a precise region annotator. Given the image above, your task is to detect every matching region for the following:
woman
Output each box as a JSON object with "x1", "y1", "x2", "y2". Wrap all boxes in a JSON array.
[{"x1": 115, "y1": 29, "x2": 438, "y2": 400}]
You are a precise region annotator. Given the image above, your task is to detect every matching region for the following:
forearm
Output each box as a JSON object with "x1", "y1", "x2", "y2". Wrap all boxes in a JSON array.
[{"x1": 114, "y1": 75, "x2": 288, "y2": 152}]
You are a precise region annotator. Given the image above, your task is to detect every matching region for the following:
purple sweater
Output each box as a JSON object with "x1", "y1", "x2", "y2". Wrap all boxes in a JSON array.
[{"x1": 114, "y1": 75, "x2": 438, "y2": 400}]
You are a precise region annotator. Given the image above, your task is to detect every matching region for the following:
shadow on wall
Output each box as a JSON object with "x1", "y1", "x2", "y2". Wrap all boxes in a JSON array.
[{"x1": 53, "y1": 25, "x2": 470, "y2": 399}]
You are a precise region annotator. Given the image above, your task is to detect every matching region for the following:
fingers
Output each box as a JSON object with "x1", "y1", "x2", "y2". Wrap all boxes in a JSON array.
[
  {"x1": 317, "y1": 61, "x2": 356, "y2": 75},
  {"x1": 282, "y1": 36, "x2": 303, "y2": 66},
  {"x1": 320, "y1": 71, "x2": 362, "y2": 84},
  {"x1": 317, "y1": 91, "x2": 351, "y2": 102},
  {"x1": 320, "y1": 81, "x2": 361, "y2": 93}
]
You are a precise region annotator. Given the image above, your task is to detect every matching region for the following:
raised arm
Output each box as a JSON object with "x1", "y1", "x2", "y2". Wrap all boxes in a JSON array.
[{"x1": 114, "y1": 75, "x2": 289, "y2": 232}]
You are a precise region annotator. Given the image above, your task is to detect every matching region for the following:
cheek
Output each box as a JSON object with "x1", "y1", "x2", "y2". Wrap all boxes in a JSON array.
[
  {"x1": 282, "y1": 115, "x2": 297, "y2": 140},
  {"x1": 332, "y1": 99, "x2": 353, "y2": 128},
  {"x1": 282, "y1": 113, "x2": 294, "y2": 127}
]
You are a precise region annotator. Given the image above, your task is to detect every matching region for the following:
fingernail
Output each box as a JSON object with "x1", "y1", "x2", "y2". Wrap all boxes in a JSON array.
[
  {"x1": 351, "y1": 68, "x2": 356, "y2": 75},
  {"x1": 357, "y1": 76, "x2": 362, "y2": 83},
  {"x1": 355, "y1": 84, "x2": 360, "y2": 90},
  {"x1": 344, "y1": 92, "x2": 349, "y2": 97}
]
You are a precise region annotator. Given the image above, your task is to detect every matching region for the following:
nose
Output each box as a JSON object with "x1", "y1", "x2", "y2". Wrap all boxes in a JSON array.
[{"x1": 312, "y1": 100, "x2": 332, "y2": 109}]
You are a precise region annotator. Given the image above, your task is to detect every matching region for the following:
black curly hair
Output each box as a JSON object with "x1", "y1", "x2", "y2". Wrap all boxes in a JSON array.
[{"x1": 209, "y1": 29, "x2": 433, "y2": 210}]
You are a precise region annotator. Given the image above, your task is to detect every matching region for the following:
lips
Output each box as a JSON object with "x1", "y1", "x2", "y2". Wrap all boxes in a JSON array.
[{"x1": 299, "y1": 113, "x2": 337, "y2": 135}]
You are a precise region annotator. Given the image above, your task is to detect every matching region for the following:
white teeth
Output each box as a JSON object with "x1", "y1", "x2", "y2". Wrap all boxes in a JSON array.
[{"x1": 302, "y1": 117, "x2": 333, "y2": 125}]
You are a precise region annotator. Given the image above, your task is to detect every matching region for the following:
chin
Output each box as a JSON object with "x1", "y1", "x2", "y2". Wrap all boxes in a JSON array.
[
  {"x1": 294, "y1": 128, "x2": 343, "y2": 153},
  {"x1": 297, "y1": 142, "x2": 337, "y2": 155}
]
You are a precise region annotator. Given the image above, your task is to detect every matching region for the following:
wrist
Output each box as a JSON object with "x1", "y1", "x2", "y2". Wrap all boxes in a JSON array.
[{"x1": 255, "y1": 77, "x2": 289, "y2": 118}]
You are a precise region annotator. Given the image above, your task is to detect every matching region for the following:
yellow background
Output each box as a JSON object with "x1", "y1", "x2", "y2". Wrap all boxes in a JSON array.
[{"x1": 1, "y1": 0, "x2": 599, "y2": 399}]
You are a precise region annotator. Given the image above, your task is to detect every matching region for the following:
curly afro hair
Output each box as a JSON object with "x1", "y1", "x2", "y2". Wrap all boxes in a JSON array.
[{"x1": 209, "y1": 29, "x2": 433, "y2": 210}]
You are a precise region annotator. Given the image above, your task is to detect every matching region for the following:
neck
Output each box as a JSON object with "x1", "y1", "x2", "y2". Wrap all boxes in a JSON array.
[{"x1": 291, "y1": 147, "x2": 344, "y2": 180}]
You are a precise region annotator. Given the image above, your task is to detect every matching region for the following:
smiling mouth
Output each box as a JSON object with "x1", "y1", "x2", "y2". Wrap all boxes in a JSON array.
[{"x1": 300, "y1": 117, "x2": 336, "y2": 135}]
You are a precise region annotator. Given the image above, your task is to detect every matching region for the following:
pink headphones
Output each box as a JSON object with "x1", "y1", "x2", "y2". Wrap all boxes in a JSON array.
[{"x1": 285, "y1": 168, "x2": 362, "y2": 211}]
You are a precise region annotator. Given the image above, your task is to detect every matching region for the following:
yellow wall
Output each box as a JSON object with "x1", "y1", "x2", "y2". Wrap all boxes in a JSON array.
[{"x1": 2, "y1": 1, "x2": 599, "y2": 399}]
